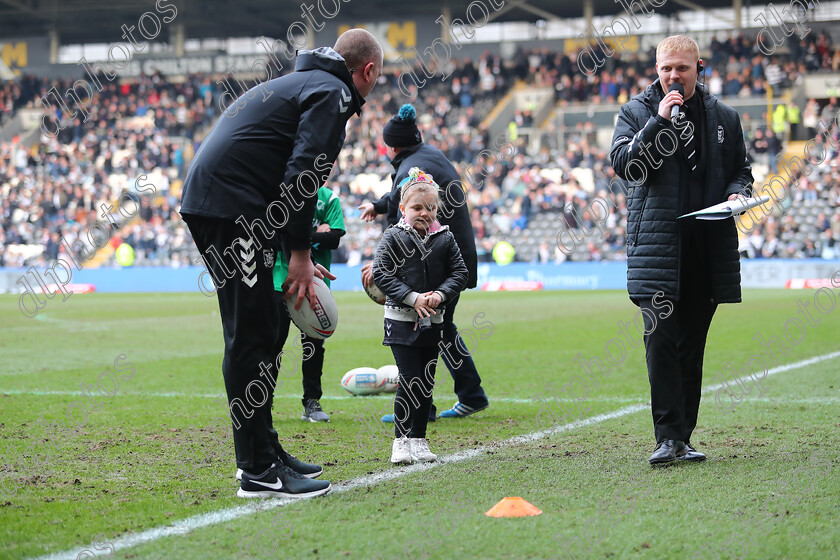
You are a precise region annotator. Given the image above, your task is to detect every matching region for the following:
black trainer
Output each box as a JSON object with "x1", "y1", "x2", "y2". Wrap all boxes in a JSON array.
[
  {"x1": 235, "y1": 449, "x2": 323, "y2": 481},
  {"x1": 237, "y1": 463, "x2": 331, "y2": 499},
  {"x1": 279, "y1": 448, "x2": 324, "y2": 478}
]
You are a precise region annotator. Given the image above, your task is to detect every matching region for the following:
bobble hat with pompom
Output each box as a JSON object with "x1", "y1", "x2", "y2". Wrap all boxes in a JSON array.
[{"x1": 383, "y1": 103, "x2": 422, "y2": 148}]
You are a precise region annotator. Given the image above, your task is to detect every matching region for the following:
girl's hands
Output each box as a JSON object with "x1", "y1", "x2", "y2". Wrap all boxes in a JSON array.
[
  {"x1": 414, "y1": 293, "x2": 437, "y2": 318},
  {"x1": 424, "y1": 291, "x2": 442, "y2": 308}
]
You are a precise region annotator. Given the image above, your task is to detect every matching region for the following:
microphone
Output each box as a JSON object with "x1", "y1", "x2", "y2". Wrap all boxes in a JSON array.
[{"x1": 669, "y1": 83, "x2": 684, "y2": 120}]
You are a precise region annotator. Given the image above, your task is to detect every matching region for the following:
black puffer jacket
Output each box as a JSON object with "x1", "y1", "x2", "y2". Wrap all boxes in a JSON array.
[
  {"x1": 610, "y1": 80, "x2": 754, "y2": 304},
  {"x1": 372, "y1": 221, "x2": 468, "y2": 322},
  {"x1": 373, "y1": 143, "x2": 478, "y2": 289}
]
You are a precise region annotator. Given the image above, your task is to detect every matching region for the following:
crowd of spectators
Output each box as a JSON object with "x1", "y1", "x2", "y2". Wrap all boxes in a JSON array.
[
  {"x1": 1, "y1": 29, "x2": 839, "y2": 271},
  {"x1": 739, "y1": 122, "x2": 840, "y2": 260},
  {"x1": 517, "y1": 31, "x2": 836, "y2": 107}
]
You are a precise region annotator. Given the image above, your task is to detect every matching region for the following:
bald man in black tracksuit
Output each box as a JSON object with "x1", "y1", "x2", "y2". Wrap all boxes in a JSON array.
[{"x1": 181, "y1": 32, "x2": 382, "y2": 498}]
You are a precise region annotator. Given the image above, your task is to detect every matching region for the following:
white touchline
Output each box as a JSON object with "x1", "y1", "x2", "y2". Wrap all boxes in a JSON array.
[
  {"x1": 26, "y1": 350, "x2": 840, "y2": 560},
  {"x1": 0, "y1": 389, "x2": 638, "y2": 403},
  {"x1": 9, "y1": 390, "x2": 836, "y2": 404}
]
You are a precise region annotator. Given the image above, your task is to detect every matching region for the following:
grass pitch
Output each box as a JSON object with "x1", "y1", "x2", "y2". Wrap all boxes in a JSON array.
[{"x1": 1, "y1": 288, "x2": 838, "y2": 559}]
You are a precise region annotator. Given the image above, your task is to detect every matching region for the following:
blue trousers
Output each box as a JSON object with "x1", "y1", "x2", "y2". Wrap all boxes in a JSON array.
[{"x1": 430, "y1": 294, "x2": 488, "y2": 416}]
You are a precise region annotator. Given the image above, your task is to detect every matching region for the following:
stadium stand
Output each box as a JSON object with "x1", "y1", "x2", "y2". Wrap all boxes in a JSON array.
[{"x1": 2, "y1": 30, "x2": 840, "y2": 270}]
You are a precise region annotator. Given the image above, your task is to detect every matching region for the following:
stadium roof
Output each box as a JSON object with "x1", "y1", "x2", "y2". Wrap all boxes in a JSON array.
[{"x1": 0, "y1": 0, "x2": 742, "y2": 46}]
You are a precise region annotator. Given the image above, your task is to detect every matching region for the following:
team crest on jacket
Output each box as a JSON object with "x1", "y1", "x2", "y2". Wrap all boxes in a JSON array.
[
  {"x1": 718, "y1": 125, "x2": 724, "y2": 143},
  {"x1": 263, "y1": 249, "x2": 275, "y2": 268}
]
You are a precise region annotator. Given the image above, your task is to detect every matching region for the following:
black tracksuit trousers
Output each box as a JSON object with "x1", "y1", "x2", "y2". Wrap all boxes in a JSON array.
[
  {"x1": 184, "y1": 214, "x2": 283, "y2": 474},
  {"x1": 391, "y1": 344, "x2": 439, "y2": 439}
]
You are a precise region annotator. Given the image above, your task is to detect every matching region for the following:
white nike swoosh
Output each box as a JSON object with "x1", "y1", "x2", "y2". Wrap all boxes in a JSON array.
[{"x1": 251, "y1": 477, "x2": 283, "y2": 490}]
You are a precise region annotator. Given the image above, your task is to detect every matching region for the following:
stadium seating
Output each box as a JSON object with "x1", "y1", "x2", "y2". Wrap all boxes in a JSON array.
[{"x1": 1, "y1": 32, "x2": 839, "y2": 270}]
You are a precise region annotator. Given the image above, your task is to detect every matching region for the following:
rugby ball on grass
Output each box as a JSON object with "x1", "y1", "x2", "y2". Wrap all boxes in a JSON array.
[
  {"x1": 363, "y1": 276, "x2": 386, "y2": 305},
  {"x1": 377, "y1": 365, "x2": 399, "y2": 393},
  {"x1": 285, "y1": 276, "x2": 338, "y2": 339},
  {"x1": 341, "y1": 367, "x2": 385, "y2": 395}
]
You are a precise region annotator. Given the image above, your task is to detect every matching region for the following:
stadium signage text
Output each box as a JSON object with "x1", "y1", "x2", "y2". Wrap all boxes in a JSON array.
[{"x1": 110, "y1": 55, "x2": 255, "y2": 77}]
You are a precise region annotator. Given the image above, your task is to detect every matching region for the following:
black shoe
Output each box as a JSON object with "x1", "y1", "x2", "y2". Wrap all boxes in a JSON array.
[
  {"x1": 278, "y1": 448, "x2": 324, "y2": 478},
  {"x1": 648, "y1": 439, "x2": 686, "y2": 465},
  {"x1": 235, "y1": 449, "x2": 324, "y2": 481},
  {"x1": 678, "y1": 443, "x2": 707, "y2": 462},
  {"x1": 237, "y1": 463, "x2": 331, "y2": 499}
]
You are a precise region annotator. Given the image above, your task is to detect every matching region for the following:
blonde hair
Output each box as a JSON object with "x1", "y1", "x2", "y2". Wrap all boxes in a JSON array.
[
  {"x1": 656, "y1": 35, "x2": 700, "y2": 62},
  {"x1": 398, "y1": 167, "x2": 440, "y2": 205}
]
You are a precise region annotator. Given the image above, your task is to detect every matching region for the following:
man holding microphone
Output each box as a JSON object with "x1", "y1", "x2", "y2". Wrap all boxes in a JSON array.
[{"x1": 610, "y1": 36, "x2": 754, "y2": 465}]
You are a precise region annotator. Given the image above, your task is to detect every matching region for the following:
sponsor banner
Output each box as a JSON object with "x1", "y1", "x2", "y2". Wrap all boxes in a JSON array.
[
  {"x1": 37, "y1": 283, "x2": 96, "y2": 294},
  {"x1": 476, "y1": 263, "x2": 623, "y2": 290},
  {"x1": 2, "y1": 260, "x2": 837, "y2": 294},
  {"x1": 741, "y1": 259, "x2": 840, "y2": 288},
  {"x1": 481, "y1": 281, "x2": 543, "y2": 291},
  {"x1": 785, "y1": 278, "x2": 836, "y2": 289}
]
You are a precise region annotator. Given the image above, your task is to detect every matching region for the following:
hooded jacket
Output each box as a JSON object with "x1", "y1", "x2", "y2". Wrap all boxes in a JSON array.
[
  {"x1": 373, "y1": 143, "x2": 478, "y2": 289},
  {"x1": 180, "y1": 47, "x2": 364, "y2": 250},
  {"x1": 610, "y1": 79, "x2": 754, "y2": 304}
]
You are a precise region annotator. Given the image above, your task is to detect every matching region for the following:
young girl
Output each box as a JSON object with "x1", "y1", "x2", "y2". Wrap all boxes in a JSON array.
[{"x1": 372, "y1": 168, "x2": 468, "y2": 464}]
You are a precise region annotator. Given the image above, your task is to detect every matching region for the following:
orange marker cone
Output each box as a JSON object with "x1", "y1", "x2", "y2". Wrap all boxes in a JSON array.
[{"x1": 485, "y1": 497, "x2": 543, "y2": 517}]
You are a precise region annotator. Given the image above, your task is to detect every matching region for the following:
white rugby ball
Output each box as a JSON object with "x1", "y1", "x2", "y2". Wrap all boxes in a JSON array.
[
  {"x1": 341, "y1": 367, "x2": 385, "y2": 395},
  {"x1": 363, "y1": 277, "x2": 386, "y2": 305},
  {"x1": 285, "y1": 276, "x2": 338, "y2": 339},
  {"x1": 377, "y1": 365, "x2": 400, "y2": 393}
]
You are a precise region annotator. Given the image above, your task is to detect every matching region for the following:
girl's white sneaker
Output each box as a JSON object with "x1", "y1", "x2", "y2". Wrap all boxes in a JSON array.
[
  {"x1": 409, "y1": 438, "x2": 438, "y2": 462},
  {"x1": 390, "y1": 437, "x2": 413, "y2": 464}
]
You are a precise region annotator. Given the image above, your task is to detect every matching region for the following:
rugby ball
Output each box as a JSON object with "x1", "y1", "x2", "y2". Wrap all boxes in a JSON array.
[
  {"x1": 377, "y1": 365, "x2": 400, "y2": 393},
  {"x1": 341, "y1": 367, "x2": 386, "y2": 395},
  {"x1": 285, "y1": 276, "x2": 338, "y2": 339},
  {"x1": 363, "y1": 277, "x2": 386, "y2": 305}
]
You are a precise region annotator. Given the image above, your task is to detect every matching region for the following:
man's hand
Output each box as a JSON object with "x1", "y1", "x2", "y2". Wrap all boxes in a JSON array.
[
  {"x1": 361, "y1": 261, "x2": 374, "y2": 287},
  {"x1": 728, "y1": 193, "x2": 746, "y2": 201},
  {"x1": 658, "y1": 89, "x2": 684, "y2": 120},
  {"x1": 413, "y1": 293, "x2": 437, "y2": 319},
  {"x1": 358, "y1": 202, "x2": 377, "y2": 222},
  {"x1": 283, "y1": 250, "x2": 316, "y2": 311},
  {"x1": 315, "y1": 223, "x2": 331, "y2": 233},
  {"x1": 315, "y1": 263, "x2": 336, "y2": 282}
]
